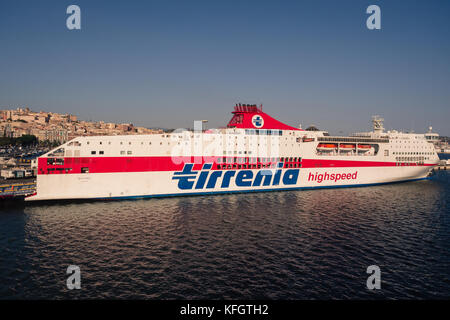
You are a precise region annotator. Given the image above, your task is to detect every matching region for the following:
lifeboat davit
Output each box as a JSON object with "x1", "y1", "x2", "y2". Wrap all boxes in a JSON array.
[{"x1": 317, "y1": 143, "x2": 337, "y2": 151}]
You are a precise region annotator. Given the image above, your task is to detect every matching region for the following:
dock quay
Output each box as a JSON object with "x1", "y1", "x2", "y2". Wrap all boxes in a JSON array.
[
  {"x1": 0, "y1": 180, "x2": 36, "y2": 199},
  {"x1": 435, "y1": 160, "x2": 450, "y2": 171}
]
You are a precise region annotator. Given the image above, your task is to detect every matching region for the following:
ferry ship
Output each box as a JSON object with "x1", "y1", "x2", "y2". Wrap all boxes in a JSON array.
[{"x1": 26, "y1": 104, "x2": 439, "y2": 201}]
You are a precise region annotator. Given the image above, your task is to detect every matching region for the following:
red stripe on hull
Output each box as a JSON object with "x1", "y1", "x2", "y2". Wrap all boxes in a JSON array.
[{"x1": 38, "y1": 156, "x2": 434, "y2": 175}]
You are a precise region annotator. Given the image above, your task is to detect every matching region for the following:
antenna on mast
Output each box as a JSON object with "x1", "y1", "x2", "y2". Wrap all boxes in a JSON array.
[{"x1": 372, "y1": 115, "x2": 384, "y2": 134}]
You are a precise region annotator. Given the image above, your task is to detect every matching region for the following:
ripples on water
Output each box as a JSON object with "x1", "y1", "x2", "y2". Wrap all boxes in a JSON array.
[{"x1": 0, "y1": 172, "x2": 449, "y2": 299}]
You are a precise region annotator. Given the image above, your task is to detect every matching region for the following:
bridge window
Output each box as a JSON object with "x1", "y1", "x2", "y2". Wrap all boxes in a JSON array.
[
  {"x1": 48, "y1": 148, "x2": 65, "y2": 157},
  {"x1": 68, "y1": 141, "x2": 81, "y2": 146}
]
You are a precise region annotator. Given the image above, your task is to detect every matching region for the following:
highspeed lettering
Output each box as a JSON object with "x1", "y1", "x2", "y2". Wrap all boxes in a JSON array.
[{"x1": 308, "y1": 171, "x2": 358, "y2": 183}]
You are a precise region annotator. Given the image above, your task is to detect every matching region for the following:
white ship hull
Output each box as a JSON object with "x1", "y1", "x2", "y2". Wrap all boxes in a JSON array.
[
  {"x1": 26, "y1": 105, "x2": 439, "y2": 201},
  {"x1": 28, "y1": 164, "x2": 433, "y2": 201}
]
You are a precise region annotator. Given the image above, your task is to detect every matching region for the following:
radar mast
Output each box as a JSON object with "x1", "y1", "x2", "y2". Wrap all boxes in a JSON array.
[{"x1": 372, "y1": 115, "x2": 384, "y2": 134}]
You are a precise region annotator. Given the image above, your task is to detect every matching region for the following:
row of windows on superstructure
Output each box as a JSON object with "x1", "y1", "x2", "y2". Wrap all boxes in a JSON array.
[
  {"x1": 84, "y1": 148, "x2": 435, "y2": 157},
  {"x1": 80, "y1": 131, "x2": 287, "y2": 146},
  {"x1": 217, "y1": 157, "x2": 301, "y2": 163},
  {"x1": 91, "y1": 150, "x2": 133, "y2": 155},
  {"x1": 75, "y1": 131, "x2": 431, "y2": 148},
  {"x1": 395, "y1": 162, "x2": 422, "y2": 166},
  {"x1": 84, "y1": 142, "x2": 287, "y2": 154},
  {"x1": 218, "y1": 162, "x2": 301, "y2": 170},
  {"x1": 395, "y1": 156, "x2": 430, "y2": 162},
  {"x1": 87, "y1": 141, "x2": 152, "y2": 146},
  {"x1": 216, "y1": 157, "x2": 302, "y2": 170},
  {"x1": 244, "y1": 129, "x2": 283, "y2": 136},
  {"x1": 393, "y1": 151, "x2": 433, "y2": 155},
  {"x1": 224, "y1": 150, "x2": 253, "y2": 155},
  {"x1": 318, "y1": 137, "x2": 389, "y2": 143},
  {"x1": 89, "y1": 149, "x2": 286, "y2": 156},
  {"x1": 394, "y1": 140, "x2": 426, "y2": 143}
]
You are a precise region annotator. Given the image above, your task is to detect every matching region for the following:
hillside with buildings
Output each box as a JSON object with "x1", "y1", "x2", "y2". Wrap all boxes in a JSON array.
[{"x1": 1, "y1": 107, "x2": 164, "y2": 144}]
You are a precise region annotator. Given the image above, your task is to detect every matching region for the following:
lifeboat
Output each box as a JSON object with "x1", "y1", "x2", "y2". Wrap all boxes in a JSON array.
[
  {"x1": 317, "y1": 143, "x2": 338, "y2": 151},
  {"x1": 357, "y1": 144, "x2": 372, "y2": 152},
  {"x1": 339, "y1": 144, "x2": 356, "y2": 152}
]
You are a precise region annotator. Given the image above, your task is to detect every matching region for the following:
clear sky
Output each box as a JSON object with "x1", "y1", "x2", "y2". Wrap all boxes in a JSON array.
[{"x1": 0, "y1": 0, "x2": 449, "y2": 135}]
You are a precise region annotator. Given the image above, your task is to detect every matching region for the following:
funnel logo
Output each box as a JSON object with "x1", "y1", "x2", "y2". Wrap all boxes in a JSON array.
[{"x1": 252, "y1": 115, "x2": 264, "y2": 128}]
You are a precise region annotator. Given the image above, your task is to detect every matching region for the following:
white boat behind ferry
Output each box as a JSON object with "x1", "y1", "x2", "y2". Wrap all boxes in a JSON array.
[{"x1": 26, "y1": 105, "x2": 439, "y2": 201}]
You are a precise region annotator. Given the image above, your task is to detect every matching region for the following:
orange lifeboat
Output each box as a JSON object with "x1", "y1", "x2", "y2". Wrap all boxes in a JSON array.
[
  {"x1": 339, "y1": 144, "x2": 355, "y2": 152},
  {"x1": 357, "y1": 144, "x2": 371, "y2": 149},
  {"x1": 317, "y1": 143, "x2": 337, "y2": 151}
]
